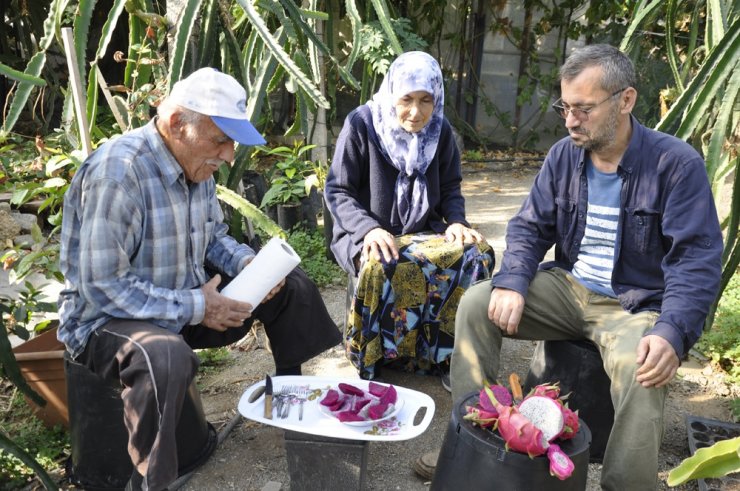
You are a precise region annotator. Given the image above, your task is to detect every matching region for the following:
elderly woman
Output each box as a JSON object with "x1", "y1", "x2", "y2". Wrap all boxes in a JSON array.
[{"x1": 325, "y1": 51, "x2": 494, "y2": 385}]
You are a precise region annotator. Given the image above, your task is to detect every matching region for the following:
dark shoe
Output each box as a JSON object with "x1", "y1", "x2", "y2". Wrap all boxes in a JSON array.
[
  {"x1": 413, "y1": 450, "x2": 439, "y2": 480},
  {"x1": 441, "y1": 372, "x2": 451, "y2": 393}
]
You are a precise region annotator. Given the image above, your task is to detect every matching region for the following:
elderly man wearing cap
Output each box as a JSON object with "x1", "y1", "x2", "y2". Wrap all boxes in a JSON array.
[{"x1": 58, "y1": 68, "x2": 341, "y2": 491}]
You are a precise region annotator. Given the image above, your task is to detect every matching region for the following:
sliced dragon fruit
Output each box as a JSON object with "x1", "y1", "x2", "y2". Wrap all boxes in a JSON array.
[
  {"x1": 352, "y1": 397, "x2": 371, "y2": 413},
  {"x1": 547, "y1": 443, "x2": 575, "y2": 480},
  {"x1": 336, "y1": 410, "x2": 366, "y2": 423},
  {"x1": 320, "y1": 389, "x2": 340, "y2": 407},
  {"x1": 367, "y1": 401, "x2": 392, "y2": 420},
  {"x1": 378, "y1": 384, "x2": 397, "y2": 405},
  {"x1": 338, "y1": 382, "x2": 365, "y2": 396},
  {"x1": 368, "y1": 381, "x2": 389, "y2": 397},
  {"x1": 479, "y1": 384, "x2": 512, "y2": 415},
  {"x1": 517, "y1": 395, "x2": 565, "y2": 442},
  {"x1": 327, "y1": 395, "x2": 347, "y2": 412},
  {"x1": 495, "y1": 405, "x2": 549, "y2": 457}
]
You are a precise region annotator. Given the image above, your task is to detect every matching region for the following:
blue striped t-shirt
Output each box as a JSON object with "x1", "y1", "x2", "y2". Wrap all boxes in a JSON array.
[{"x1": 572, "y1": 161, "x2": 621, "y2": 297}]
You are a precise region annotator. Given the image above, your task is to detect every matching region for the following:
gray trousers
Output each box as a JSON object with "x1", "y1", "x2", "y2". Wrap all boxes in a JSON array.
[
  {"x1": 76, "y1": 268, "x2": 340, "y2": 490},
  {"x1": 451, "y1": 268, "x2": 666, "y2": 491}
]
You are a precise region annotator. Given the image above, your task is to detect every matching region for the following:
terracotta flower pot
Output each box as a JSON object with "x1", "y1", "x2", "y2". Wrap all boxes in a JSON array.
[{"x1": 12, "y1": 324, "x2": 68, "y2": 428}]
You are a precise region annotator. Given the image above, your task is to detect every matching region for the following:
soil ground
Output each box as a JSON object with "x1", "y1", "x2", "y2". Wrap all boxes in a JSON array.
[{"x1": 180, "y1": 161, "x2": 739, "y2": 491}]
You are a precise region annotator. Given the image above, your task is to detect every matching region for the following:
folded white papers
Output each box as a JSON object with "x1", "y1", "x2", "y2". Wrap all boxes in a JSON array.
[{"x1": 221, "y1": 237, "x2": 301, "y2": 306}]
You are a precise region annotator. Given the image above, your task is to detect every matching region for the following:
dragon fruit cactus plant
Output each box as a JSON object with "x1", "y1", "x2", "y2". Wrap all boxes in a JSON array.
[{"x1": 464, "y1": 379, "x2": 580, "y2": 480}]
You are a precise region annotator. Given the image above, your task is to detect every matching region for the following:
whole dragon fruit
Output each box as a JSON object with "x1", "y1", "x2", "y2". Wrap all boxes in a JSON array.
[
  {"x1": 558, "y1": 404, "x2": 580, "y2": 441},
  {"x1": 528, "y1": 382, "x2": 561, "y2": 400}
]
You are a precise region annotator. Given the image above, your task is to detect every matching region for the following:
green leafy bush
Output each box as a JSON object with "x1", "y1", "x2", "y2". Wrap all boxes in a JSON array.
[
  {"x1": 286, "y1": 228, "x2": 344, "y2": 288},
  {"x1": 696, "y1": 272, "x2": 740, "y2": 384},
  {"x1": 0, "y1": 393, "x2": 69, "y2": 489}
]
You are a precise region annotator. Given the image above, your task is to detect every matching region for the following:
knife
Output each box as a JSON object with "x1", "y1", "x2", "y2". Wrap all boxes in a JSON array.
[{"x1": 263, "y1": 374, "x2": 273, "y2": 419}]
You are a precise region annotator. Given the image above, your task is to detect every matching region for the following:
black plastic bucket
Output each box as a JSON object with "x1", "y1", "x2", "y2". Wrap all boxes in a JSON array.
[
  {"x1": 431, "y1": 392, "x2": 591, "y2": 491},
  {"x1": 64, "y1": 355, "x2": 217, "y2": 490},
  {"x1": 524, "y1": 340, "x2": 614, "y2": 463}
]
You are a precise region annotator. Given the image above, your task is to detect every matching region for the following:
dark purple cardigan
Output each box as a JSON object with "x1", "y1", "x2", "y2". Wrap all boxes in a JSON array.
[{"x1": 325, "y1": 105, "x2": 469, "y2": 275}]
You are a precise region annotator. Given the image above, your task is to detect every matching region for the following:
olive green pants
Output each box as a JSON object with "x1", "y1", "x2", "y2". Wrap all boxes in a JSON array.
[{"x1": 451, "y1": 268, "x2": 666, "y2": 491}]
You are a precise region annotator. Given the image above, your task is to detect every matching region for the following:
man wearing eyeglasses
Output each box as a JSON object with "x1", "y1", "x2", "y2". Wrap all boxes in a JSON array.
[{"x1": 448, "y1": 44, "x2": 722, "y2": 489}]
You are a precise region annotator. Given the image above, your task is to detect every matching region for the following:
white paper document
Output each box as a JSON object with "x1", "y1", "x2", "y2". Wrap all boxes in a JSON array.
[{"x1": 220, "y1": 237, "x2": 301, "y2": 306}]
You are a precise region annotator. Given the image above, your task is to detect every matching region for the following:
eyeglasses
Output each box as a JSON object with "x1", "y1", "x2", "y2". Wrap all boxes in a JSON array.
[{"x1": 551, "y1": 88, "x2": 626, "y2": 120}]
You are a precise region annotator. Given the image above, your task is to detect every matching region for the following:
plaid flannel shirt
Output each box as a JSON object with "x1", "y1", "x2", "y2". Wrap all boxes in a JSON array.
[{"x1": 58, "y1": 120, "x2": 254, "y2": 357}]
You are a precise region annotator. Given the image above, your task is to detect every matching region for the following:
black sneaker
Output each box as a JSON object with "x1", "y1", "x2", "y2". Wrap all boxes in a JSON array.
[{"x1": 441, "y1": 372, "x2": 451, "y2": 393}]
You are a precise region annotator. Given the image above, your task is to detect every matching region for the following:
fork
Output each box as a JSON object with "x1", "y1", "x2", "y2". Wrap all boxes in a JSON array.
[
  {"x1": 276, "y1": 385, "x2": 291, "y2": 419},
  {"x1": 297, "y1": 387, "x2": 308, "y2": 421},
  {"x1": 279, "y1": 385, "x2": 294, "y2": 419}
]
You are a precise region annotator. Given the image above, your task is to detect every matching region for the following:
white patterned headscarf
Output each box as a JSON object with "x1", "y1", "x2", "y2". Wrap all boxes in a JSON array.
[{"x1": 366, "y1": 51, "x2": 444, "y2": 234}]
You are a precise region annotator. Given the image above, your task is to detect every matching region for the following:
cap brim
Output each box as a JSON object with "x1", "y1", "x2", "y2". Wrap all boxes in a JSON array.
[{"x1": 211, "y1": 115, "x2": 266, "y2": 146}]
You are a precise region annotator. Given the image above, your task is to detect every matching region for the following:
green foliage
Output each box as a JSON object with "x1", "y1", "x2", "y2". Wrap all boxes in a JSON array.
[
  {"x1": 0, "y1": 393, "x2": 68, "y2": 489},
  {"x1": 196, "y1": 347, "x2": 232, "y2": 375},
  {"x1": 286, "y1": 228, "x2": 343, "y2": 288},
  {"x1": 0, "y1": 285, "x2": 57, "y2": 342},
  {"x1": 355, "y1": 17, "x2": 428, "y2": 103},
  {"x1": 731, "y1": 398, "x2": 740, "y2": 423},
  {"x1": 695, "y1": 272, "x2": 740, "y2": 384},
  {"x1": 461, "y1": 149, "x2": 485, "y2": 161},
  {"x1": 667, "y1": 436, "x2": 740, "y2": 487},
  {"x1": 0, "y1": 130, "x2": 83, "y2": 285},
  {"x1": 216, "y1": 185, "x2": 286, "y2": 240},
  {"x1": 197, "y1": 346, "x2": 231, "y2": 366},
  {"x1": 622, "y1": 0, "x2": 740, "y2": 331},
  {"x1": 259, "y1": 142, "x2": 317, "y2": 207}
]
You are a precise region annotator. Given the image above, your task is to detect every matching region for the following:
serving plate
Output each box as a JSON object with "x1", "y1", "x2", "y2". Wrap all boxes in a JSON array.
[{"x1": 238, "y1": 375, "x2": 435, "y2": 441}]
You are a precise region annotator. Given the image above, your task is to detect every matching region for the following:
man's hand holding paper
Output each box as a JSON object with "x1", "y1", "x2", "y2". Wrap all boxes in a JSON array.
[
  {"x1": 220, "y1": 237, "x2": 301, "y2": 307},
  {"x1": 201, "y1": 274, "x2": 253, "y2": 331}
]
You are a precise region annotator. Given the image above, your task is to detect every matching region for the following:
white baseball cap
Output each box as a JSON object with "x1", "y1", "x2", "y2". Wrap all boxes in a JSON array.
[{"x1": 168, "y1": 68, "x2": 266, "y2": 146}]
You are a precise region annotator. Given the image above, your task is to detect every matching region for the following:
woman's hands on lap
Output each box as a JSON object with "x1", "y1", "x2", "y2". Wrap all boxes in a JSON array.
[
  {"x1": 363, "y1": 227, "x2": 399, "y2": 264},
  {"x1": 445, "y1": 222, "x2": 483, "y2": 246}
]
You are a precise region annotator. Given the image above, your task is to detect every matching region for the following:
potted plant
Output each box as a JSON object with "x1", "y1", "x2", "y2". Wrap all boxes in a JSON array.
[{"x1": 259, "y1": 141, "x2": 318, "y2": 231}]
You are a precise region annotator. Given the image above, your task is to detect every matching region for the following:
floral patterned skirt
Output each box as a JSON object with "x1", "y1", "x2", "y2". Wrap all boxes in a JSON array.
[{"x1": 345, "y1": 233, "x2": 495, "y2": 379}]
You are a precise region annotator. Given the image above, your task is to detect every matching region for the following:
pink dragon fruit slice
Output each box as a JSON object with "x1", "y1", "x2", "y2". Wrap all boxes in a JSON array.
[
  {"x1": 378, "y1": 384, "x2": 397, "y2": 405},
  {"x1": 367, "y1": 401, "x2": 391, "y2": 420},
  {"x1": 328, "y1": 396, "x2": 348, "y2": 412},
  {"x1": 336, "y1": 410, "x2": 366, "y2": 422},
  {"x1": 547, "y1": 443, "x2": 575, "y2": 480},
  {"x1": 352, "y1": 397, "x2": 371, "y2": 413},
  {"x1": 320, "y1": 389, "x2": 340, "y2": 407},
  {"x1": 517, "y1": 395, "x2": 565, "y2": 442},
  {"x1": 338, "y1": 383, "x2": 365, "y2": 396},
  {"x1": 368, "y1": 381, "x2": 389, "y2": 397},
  {"x1": 558, "y1": 404, "x2": 579, "y2": 440}
]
